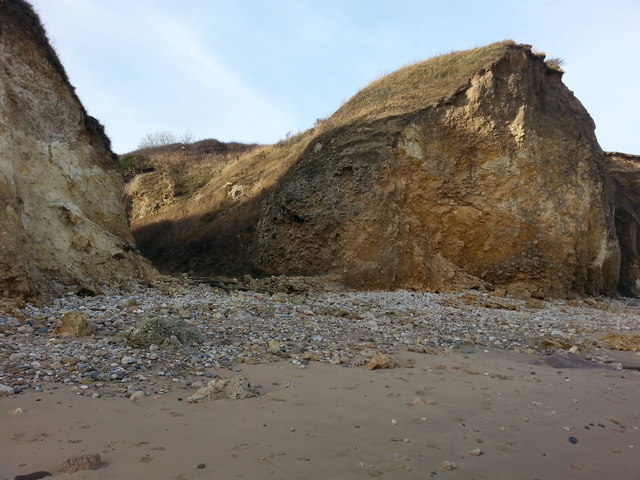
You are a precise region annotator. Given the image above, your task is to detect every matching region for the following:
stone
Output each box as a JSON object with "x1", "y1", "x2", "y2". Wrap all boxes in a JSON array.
[
  {"x1": 441, "y1": 461, "x2": 457, "y2": 470},
  {"x1": 121, "y1": 356, "x2": 137, "y2": 365},
  {"x1": 188, "y1": 376, "x2": 259, "y2": 403},
  {"x1": 126, "y1": 316, "x2": 204, "y2": 349},
  {"x1": 599, "y1": 333, "x2": 640, "y2": 352},
  {"x1": 0, "y1": 0, "x2": 153, "y2": 301},
  {"x1": 363, "y1": 354, "x2": 395, "y2": 370},
  {"x1": 0, "y1": 384, "x2": 15, "y2": 396},
  {"x1": 225, "y1": 375, "x2": 259, "y2": 400},
  {"x1": 13, "y1": 472, "x2": 51, "y2": 480},
  {"x1": 61, "y1": 454, "x2": 102, "y2": 473},
  {"x1": 52, "y1": 311, "x2": 94, "y2": 336},
  {"x1": 187, "y1": 380, "x2": 226, "y2": 403},
  {"x1": 544, "y1": 354, "x2": 613, "y2": 369},
  {"x1": 129, "y1": 390, "x2": 145, "y2": 401}
]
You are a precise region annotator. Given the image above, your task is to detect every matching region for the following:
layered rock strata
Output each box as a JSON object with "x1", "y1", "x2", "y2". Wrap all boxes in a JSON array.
[
  {"x1": 0, "y1": 0, "x2": 151, "y2": 300},
  {"x1": 254, "y1": 42, "x2": 621, "y2": 297}
]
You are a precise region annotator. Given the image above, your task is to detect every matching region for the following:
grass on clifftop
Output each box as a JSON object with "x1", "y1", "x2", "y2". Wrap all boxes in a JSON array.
[{"x1": 329, "y1": 40, "x2": 515, "y2": 126}]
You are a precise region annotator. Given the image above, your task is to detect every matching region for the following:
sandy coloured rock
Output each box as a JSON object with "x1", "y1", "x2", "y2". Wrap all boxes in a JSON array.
[
  {"x1": 224, "y1": 375, "x2": 260, "y2": 400},
  {"x1": 254, "y1": 42, "x2": 620, "y2": 297},
  {"x1": 61, "y1": 454, "x2": 102, "y2": 473},
  {"x1": 0, "y1": 0, "x2": 153, "y2": 301},
  {"x1": 599, "y1": 333, "x2": 640, "y2": 352},
  {"x1": 363, "y1": 354, "x2": 395, "y2": 370},
  {"x1": 52, "y1": 311, "x2": 94, "y2": 336}
]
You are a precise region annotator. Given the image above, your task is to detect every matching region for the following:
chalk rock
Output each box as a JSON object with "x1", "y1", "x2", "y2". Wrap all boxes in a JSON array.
[
  {"x1": 441, "y1": 461, "x2": 457, "y2": 470},
  {"x1": 129, "y1": 390, "x2": 145, "y2": 401},
  {"x1": 187, "y1": 379, "x2": 227, "y2": 403},
  {"x1": 188, "y1": 375, "x2": 259, "y2": 403}
]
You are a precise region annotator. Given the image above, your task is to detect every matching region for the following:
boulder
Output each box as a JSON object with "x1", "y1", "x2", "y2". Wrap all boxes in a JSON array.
[
  {"x1": 52, "y1": 311, "x2": 94, "y2": 336},
  {"x1": 126, "y1": 316, "x2": 204, "y2": 348}
]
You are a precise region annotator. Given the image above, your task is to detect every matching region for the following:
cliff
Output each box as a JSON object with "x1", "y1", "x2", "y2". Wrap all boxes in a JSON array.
[
  {"x1": 253, "y1": 42, "x2": 620, "y2": 297},
  {"x1": 606, "y1": 152, "x2": 640, "y2": 296},
  {"x1": 0, "y1": 0, "x2": 152, "y2": 301},
  {"x1": 129, "y1": 41, "x2": 624, "y2": 297}
]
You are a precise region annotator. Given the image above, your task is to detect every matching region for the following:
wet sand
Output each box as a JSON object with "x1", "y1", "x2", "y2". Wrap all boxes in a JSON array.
[{"x1": 2, "y1": 349, "x2": 639, "y2": 480}]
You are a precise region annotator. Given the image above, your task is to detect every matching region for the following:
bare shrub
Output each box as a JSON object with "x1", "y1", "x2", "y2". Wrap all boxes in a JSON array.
[
  {"x1": 138, "y1": 131, "x2": 177, "y2": 149},
  {"x1": 546, "y1": 57, "x2": 565, "y2": 70},
  {"x1": 180, "y1": 131, "x2": 195, "y2": 144}
]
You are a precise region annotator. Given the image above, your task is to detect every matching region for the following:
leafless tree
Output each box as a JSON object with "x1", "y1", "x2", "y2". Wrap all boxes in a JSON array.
[{"x1": 137, "y1": 131, "x2": 177, "y2": 149}]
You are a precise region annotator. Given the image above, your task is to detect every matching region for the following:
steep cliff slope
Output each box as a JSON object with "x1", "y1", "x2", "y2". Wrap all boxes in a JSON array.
[
  {"x1": 129, "y1": 41, "x2": 623, "y2": 297},
  {"x1": 253, "y1": 42, "x2": 620, "y2": 297},
  {"x1": 0, "y1": 0, "x2": 152, "y2": 300},
  {"x1": 606, "y1": 152, "x2": 640, "y2": 296}
]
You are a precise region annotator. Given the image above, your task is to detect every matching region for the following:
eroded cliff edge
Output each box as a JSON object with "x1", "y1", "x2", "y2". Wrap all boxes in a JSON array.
[
  {"x1": 126, "y1": 41, "x2": 632, "y2": 298},
  {"x1": 0, "y1": 0, "x2": 152, "y2": 301},
  {"x1": 253, "y1": 42, "x2": 621, "y2": 297}
]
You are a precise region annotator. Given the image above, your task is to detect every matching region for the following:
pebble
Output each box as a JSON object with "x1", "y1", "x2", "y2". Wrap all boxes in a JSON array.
[
  {"x1": 470, "y1": 448, "x2": 484, "y2": 456},
  {"x1": 121, "y1": 356, "x2": 137, "y2": 365},
  {"x1": 0, "y1": 277, "x2": 637, "y2": 395},
  {"x1": 441, "y1": 461, "x2": 457, "y2": 470},
  {"x1": 129, "y1": 391, "x2": 145, "y2": 401},
  {"x1": 0, "y1": 384, "x2": 15, "y2": 396}
]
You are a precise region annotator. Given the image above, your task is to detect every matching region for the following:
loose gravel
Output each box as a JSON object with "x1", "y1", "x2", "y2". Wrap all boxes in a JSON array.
[{"x1": 1, "y1": 276, "x2": 638, "y2": 398}]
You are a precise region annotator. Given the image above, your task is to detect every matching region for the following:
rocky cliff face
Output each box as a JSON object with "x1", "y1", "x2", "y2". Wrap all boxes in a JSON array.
[
  {"x1": 253, "y1": 42, "x2": 620, "y2": 297},
  {"x1": 0, "y1": 0, "x2": 151, "y2": 301},
  {"x1": 606, "y1": 152, "x2": 640, "y2": 296}
]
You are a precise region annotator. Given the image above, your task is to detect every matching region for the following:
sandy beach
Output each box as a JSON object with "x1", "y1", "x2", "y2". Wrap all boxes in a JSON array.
[{"x1": 3, "y1": 347, "x2": 639, "y2": 480}]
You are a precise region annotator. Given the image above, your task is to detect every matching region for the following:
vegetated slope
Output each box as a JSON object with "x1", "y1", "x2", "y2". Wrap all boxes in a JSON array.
[
  {"x1": 129, "y1": 41, "x2": 629, "y2": 297},
  {"x1": 0, "y1": 0, "x2": 153, "y2": 302},
  {"x1": 125, "y1": 136, "x2": 310, "y2": 275},
  {"x1": 605, "y1": 152, "x2": 640, "y2": 296},
  {"x1": 127, "y1": 42, "x2": 517, "y2": 277}
]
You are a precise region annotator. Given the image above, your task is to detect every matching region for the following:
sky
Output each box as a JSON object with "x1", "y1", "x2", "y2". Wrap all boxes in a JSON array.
[{"x1": 29, "y1": 0, "x2": 640, "y2": 154}]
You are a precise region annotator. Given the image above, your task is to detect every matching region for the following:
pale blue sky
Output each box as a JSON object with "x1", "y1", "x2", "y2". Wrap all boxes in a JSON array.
[{"x1": 30, "y1": 0, "x2": 640, "y2": 154}]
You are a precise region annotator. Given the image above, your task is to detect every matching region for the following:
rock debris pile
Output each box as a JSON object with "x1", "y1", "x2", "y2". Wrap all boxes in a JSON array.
[{"x1": 0, "y1": 277, "x2": 638, "y2": 398}]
